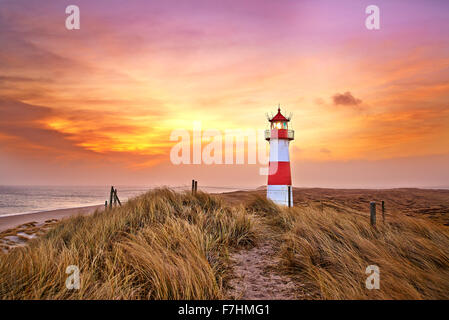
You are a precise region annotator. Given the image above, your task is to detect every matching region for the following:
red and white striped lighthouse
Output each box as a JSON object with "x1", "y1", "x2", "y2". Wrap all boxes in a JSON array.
[{"x1": 265, "y1": 106, "x2": 294, "y2": 206}]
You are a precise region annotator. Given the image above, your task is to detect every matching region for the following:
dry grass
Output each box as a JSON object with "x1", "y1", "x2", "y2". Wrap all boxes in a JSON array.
[
  {"x1": 247, "y1": 196, "x2": 449, "y2": 299},
  {"x1": 0, "y1": 189, "x2": 258, "y2": 299},
  {"x1": 2, "y1": 189, "x2": 448, "y2": 300}
]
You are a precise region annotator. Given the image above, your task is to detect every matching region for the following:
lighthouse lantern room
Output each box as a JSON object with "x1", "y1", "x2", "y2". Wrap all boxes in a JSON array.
[{"x1": 265, "y1": 106, "x2": 294, "y2": 206}]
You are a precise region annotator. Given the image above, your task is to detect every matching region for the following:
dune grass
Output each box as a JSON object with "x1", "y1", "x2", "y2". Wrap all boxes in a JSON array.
[
  {"x1": 2, "y1": 190, "x2": 448, "y2": 300},
  {"x1": 247, "y1": 196, "x2": 449, "y2": 299},
  {"x1": 0, "y1": 189, "x2": 258, "y2": 299}
]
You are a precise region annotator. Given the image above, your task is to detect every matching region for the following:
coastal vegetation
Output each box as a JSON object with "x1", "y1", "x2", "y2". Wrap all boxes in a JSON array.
[{"x1": 1, "y1": 189, "x2": 448, "y2": 299}]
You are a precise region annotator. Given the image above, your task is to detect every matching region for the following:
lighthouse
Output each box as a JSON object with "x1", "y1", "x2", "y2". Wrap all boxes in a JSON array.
[{"x1": 265, "y1": 106, "x2": 294, "y2": 206}]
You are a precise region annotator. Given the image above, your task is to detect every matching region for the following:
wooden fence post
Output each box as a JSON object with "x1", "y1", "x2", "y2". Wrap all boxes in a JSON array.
[
  {"x1": 382, "y1": 200, "x2": 385, "y2": 223},
  {"x1": 370, "y1": 201, "x2": 376, "y2": 226},
  {"x1": 288, "y1": 186, "x2": 291, "y2": 207},
  {"x1": 192, "y1": 180, "x2": 195, "y2": 195},
  {"x1": 109, "y1": 186, "x2": 114, "y2": 209},
  {"x1": 114, "y1": 188, "x2": 122, "y2": 206},
  {"x1": 105, "y1": 200, "x2": 108, "y2": 210},
  {"x1": 194, "y1": 180, "x2": 198, "y2": 194}
]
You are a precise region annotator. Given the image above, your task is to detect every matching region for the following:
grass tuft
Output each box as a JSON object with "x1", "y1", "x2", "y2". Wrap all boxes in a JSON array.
[
  {"x1": 0, "y1": 188, "x2": 258, "y2": 299},
  {"x1": 275, "y1": 205, "x2": 449, "y2": 299}
]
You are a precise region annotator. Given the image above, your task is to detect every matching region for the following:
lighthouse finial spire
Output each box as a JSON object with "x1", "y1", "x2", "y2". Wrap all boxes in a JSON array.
[{"x1": 278, "y1": 103, "x2": 280, "y2": 113}]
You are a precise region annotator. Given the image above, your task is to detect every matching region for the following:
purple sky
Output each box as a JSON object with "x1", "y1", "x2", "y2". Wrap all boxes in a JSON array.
[{"x1": 0, "y1": 0, "x2": 448, "y2": 187}]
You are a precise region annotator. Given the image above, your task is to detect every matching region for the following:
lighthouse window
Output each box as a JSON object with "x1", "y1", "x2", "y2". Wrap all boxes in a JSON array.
[{"x1": 283, "y1": 122, "x2": 287, "y2": 129}]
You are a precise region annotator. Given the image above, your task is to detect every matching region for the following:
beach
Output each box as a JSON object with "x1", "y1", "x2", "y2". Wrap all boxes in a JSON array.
[
  {"x1": 0, "y1": 205, "x2": 103, "y2": 233},
  {"x1": 0, "y1": 204, "x2": 104, "y2": 252}
]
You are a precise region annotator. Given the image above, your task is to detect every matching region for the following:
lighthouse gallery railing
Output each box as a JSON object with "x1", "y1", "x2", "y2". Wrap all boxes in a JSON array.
[{"x1": 264, "y1": 129, "x2": 294, "y2": 140}]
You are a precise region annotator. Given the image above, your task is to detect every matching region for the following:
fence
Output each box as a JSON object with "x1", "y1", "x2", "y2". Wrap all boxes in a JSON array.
[
  {"x1": 102, "y1": 184, "x2": 387, "y2": 226},
  {"x1": 105, "y1": 186, "x2": 122, "y2": 209}
]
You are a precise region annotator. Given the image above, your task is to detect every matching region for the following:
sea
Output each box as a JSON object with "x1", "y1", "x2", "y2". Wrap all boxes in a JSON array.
[{"x1": 0, "y1": 185, "x2": 242, "y2": 217}]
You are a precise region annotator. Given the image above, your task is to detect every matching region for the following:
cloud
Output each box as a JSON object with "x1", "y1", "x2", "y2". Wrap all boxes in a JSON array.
[
  {"x1": 0, "y1": 98, "x2": 53, "y2": 122},
  {"x1": 0, "y1": 99, "x2": 90, "y2": 157},
  {"x1": 332, "y1": 92, "x2": 362, "y2": 107},
  {"x1": 0, "y1": 97, "x2": 174, "y2": 168},
  {"x1": 0, "y1": 76, "x2": 52, "y2": 83},
  {"x1": 0, "y1": 0, "x2": 448, "y2": 186}
]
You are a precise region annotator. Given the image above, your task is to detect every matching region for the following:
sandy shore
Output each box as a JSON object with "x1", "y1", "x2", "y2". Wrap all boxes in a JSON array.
[{"x1": 0, "y1": 205, "x2": 103, "y2": 233}]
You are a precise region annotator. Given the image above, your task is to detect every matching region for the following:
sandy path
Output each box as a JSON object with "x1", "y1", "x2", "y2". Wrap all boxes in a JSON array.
[{"x1": 227, "y1": 220, "x2": 304, "y2": 299}]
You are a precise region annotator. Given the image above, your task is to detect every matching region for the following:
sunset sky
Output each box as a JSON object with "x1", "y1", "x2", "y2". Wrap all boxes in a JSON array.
[{"x1": 1, "y1": 0, "x2": 449, "y2": 188}]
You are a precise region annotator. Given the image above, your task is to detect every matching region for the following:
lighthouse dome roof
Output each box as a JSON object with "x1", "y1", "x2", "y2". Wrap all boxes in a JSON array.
[{"x1": 269, "y1": 107, "x2": 289, "y2": 122}]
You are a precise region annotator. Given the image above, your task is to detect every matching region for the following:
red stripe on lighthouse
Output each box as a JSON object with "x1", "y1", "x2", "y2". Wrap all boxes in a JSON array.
[
  {"x1": 267, "y1": 161, "x2": 292, "y2": 185},
  {"x1": 270, "y1": 129, "x2": 289, "y2": 139}
]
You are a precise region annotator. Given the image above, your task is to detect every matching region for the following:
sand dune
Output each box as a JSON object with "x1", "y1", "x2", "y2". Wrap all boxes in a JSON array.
[
  {"x1": 2, "y1": 188, "x2": 448, "y2": 234},
  {"x1": 1, "y1": 188, "x2": 448, "y2": 299},
  {"x1": 1, "y1": 187, "x2": 447, "y2": 252},
  {"x1": 219, "y1": 187, "x2": 449, "y2": 226}
]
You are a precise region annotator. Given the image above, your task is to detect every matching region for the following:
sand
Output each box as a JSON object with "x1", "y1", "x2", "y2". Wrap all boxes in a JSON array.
[
  {"x1": 227, "y1": 222, "x2": 305, "y2": 299},
  {"x1": 0, "y1": 205, "x2": 104, "y2": 252},
  {"x1": 0, "y1": 205, "x2": 103, "y2": 233},
  {"x1": 218, "y1": 187, "x2": 449, "y2": 226}
]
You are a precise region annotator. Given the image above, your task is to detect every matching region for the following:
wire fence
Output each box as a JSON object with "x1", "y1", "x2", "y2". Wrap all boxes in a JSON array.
[
  {"x1": 161, "y1": 185, "x2": 257, "y2": 192},
  {"x1": 109, "y1": 183, "x2": 385, "y2": 225}
]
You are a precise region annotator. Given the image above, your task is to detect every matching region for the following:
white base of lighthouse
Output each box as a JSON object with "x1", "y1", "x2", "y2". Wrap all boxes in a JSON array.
[{"x1": 267, "y1": 185, "x2": 293, "y2": 206}]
